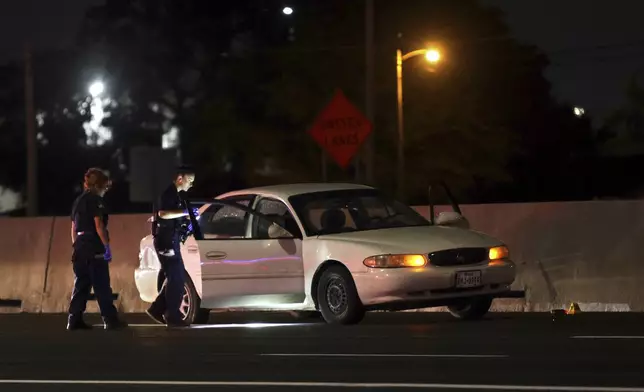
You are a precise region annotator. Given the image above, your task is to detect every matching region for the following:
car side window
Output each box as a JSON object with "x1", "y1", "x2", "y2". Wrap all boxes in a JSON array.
[
  {"x1": 252, "y1": 198, "x2": 301, "y2": 239},
  {"x1": 198, "y1": 197, "x2": 253, "y2": 239}
]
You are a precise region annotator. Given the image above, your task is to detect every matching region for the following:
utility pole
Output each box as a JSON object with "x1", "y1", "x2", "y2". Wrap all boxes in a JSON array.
[
  {"x1": 364, "y1": 0, "x2": 375, "y2": 185},
  {"x1": 24, "y1": 43, "x2": 37, "y2": 216}
]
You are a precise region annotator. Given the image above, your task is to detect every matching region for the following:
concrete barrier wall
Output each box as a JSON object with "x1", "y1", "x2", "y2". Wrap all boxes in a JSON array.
[
  {"x1": 2, "y1": 200, "x2": 644, "y2": 313},
  {"x1": 0, "y1": 217, "x2": 54, "y2": 313}
]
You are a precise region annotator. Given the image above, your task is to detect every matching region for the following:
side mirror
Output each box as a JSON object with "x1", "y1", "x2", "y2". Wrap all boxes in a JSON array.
[
  {"x1": 435, "y1": 211, "x2": 470, "y2": 229},
  {"x1": 268, "y1": 223, "x2": 293, "y2": 239}
]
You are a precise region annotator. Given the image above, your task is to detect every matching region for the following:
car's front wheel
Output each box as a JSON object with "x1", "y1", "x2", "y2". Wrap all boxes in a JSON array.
[
  {"x1": 317, "y1": 265, "x2": 365, "y2": 325},
  {"x1": 447, "y1": 296, "x2": 493, "y2": 320},
  {"x1": 160, "y1": 273, "x2": 210, "y2": 325}
]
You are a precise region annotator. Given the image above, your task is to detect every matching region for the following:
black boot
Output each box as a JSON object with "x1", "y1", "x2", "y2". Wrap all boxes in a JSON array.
[
  {"x1": 103, "y1": 315, "x2": 129, "y2": 330},
  {"x1": 165, "y1": 312, "x2": 190, "y2": 328},
  {"x1": 67, "y1": 315, "x2": 92, "y2": 331},
  {"x1": 145, "y1": 307, "x2": 166, "y2": 325}
]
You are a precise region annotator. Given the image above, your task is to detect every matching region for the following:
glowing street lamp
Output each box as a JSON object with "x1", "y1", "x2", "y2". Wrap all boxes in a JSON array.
[
  {"x1": 425, "y1": 49, "x2": 441, "y2": 64},
  {"x1": 282, "y1": 6, "x2": 293, "y2": 15},
  {"x1": 396, "y1": 47, "x2": 442, "y2": 200},
  {"x1": 89, "y1": 81, "x2": 105, "y2": 97}
]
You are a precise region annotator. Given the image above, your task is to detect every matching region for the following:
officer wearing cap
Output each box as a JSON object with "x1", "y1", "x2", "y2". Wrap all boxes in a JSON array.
[
  {"x1": 67, "y1": 168, "x2": 128, "y2": 330},
  {"x1": 145, "y1": 165, "x2": 197, "y2": 328}
]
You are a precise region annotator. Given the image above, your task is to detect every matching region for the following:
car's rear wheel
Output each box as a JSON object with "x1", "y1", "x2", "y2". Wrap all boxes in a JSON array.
[
  {"x1": 160, "y1": 273, "x2": 210, "y2": 325},
  {"x1": 317, "y1": 265, "x2": 365, "y2": 325},
  {"x1": 447, "y1": 296, "x2": 493, "y2": 320}
]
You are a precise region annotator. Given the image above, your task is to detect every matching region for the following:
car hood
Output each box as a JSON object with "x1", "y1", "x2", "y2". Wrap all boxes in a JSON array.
[{"x1": 317, "y1": 225, "x2": 503, "y2": 254}]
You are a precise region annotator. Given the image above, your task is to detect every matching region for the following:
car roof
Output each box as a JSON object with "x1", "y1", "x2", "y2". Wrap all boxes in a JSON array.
[{"x1": 217, "y1": 182, "x2": 375, "y2": 200}]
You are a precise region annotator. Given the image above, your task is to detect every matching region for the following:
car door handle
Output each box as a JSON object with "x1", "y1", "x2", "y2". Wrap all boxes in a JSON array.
[{"x1": 205, "y1": 251, "x2": 227, "y2": 260}]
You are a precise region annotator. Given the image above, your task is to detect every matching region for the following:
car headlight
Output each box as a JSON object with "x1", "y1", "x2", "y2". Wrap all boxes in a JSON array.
[
  {"x1": 363, "y1": 254, "x2": 428, "y2": 268},
  {"x1": 489, "y1": 246, "x2": 509, "y2": 260}
]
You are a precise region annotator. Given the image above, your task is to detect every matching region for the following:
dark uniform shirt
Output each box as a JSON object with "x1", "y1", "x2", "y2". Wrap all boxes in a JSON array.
[
  {"x1": 153, "y1": 184, "x2": 185, "y2": 249},
  {"x1": 71, "y1": 190, "x2": 108, "y2": 253}
]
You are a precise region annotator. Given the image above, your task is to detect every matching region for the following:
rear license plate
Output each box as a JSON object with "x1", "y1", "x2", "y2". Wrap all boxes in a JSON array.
[{"x1": 455, "y1": 271, "x2": 482, "y2": 288}]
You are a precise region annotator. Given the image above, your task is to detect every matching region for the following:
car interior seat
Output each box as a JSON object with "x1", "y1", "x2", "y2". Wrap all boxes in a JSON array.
[
  {"x1": 257, "y1": 213, "x2": 286, "y2": 238},
  {"x1": 320, "y1": 208, "x2": 346, "y2": 234}
]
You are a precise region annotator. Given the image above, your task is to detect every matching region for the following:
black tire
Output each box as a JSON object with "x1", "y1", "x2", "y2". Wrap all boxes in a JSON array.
[
  {"x1": 160, "y1": 273, "x2": 210, "y2": 325},
  {"x1": 447, "y1": 296, "x2": 493, "y2": 320},
  {"x1": 317, "y1": 265, "x2": 365, "y2": 325}
]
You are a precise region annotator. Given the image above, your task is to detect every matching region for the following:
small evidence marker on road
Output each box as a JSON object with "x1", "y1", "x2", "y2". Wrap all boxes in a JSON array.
[{"x1": 551, "y1": 302, "x2": 582, "y2": 321}]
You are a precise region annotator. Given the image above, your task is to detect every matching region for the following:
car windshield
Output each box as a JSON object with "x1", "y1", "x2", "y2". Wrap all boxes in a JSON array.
[{"x1": 288, "y1": 189, "x2": 430, "y2": 236}]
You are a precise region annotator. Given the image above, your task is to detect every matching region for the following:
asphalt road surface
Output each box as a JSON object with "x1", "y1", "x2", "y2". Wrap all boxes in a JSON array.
[{"x1": 0, "y1": 311, "x2": 643, "y2": 391}]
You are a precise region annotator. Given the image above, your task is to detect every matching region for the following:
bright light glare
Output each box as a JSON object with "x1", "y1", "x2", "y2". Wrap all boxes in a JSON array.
[
  {"x1": 82, "y1": 81, "x2": 113, "y2": 146},
  {"x1": 282, "y1": 6, "x2": 293, "y2": 15},
  {"x1": 574, "y1": 106, "x2": 585, "y2": 117},
  {"x1": 89, "y1": 81, "x2": 105, "y2": 97},
  {"x1": 162, "y1": 125, "x2": 180, "y2": 149},
  {"x1": 0, "y1": 186, "x2": 22, "y2": 214},
  {"x1": 425, "y1": 49, "x2": 441, "y2": 63},
  {"x1": 489, "y1": 246, "x2": 509, "y2": 261}
]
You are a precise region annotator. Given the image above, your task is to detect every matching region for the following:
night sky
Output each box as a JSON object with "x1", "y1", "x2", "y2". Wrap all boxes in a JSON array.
[
  {"x1": 482, "y1": 0, "x2": 644, "y2": 125},
  {"x1": 2, "y1": 0, "x2": 644, "y2": 125}
]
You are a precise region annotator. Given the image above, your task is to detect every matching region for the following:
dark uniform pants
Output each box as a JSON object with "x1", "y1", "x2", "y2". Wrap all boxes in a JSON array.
[
  {"x1": 149, "y1": 238, "x2": 185, "y2": 323},
  {"x1": 68, "y1": 247, "x2": 117, "y2": 320}
]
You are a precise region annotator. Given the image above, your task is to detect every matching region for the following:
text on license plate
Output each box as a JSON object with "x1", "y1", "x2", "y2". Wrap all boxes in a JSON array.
[{"x1": 455, "y1": 271, "x2": 482, "y2": 288}]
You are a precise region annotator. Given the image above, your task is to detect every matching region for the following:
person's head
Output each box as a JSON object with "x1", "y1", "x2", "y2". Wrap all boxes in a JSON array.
[
  {"x1": 83, "y1": 167, "x2": 111, "y2": 197},
  {"x1": 173, "y1": 165, "x2": 195, "y2": 192}
]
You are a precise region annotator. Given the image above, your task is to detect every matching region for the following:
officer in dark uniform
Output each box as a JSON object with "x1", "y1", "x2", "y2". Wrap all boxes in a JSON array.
[
  {"x1": 67, "y1": 168, "x2": 128, "y2": 330},
  {"x1": 145, "y1": 165, "x2": 197, "y2": 328}
]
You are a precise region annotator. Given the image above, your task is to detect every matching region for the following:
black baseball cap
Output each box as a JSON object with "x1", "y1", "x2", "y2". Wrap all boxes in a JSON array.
[{"x1": 174, "y1": 164, "x2": 195, "y2": 176}]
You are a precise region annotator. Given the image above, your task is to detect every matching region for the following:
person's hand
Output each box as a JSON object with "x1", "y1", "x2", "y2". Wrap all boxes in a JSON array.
[{"x1": 103, "y1": 244, "x2": 112, "y2": 262}]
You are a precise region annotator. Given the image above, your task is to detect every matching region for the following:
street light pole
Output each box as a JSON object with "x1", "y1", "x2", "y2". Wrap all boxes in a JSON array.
[
  {"x1": 395, "y1": 47, "x2": 441, "y2": 201},
  {"x1": 396, "y1": 49, "x2": 404, "y2": 201}
]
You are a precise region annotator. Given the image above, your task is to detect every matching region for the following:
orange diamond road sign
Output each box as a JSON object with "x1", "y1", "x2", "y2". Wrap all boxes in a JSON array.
[{"x1": 308, "y1": 89, "x2": 373, "y2": 169}]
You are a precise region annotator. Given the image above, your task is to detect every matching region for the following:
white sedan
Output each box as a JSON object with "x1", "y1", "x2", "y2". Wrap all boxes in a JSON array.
[{"x1": 135, "y1": 183, "x2": 516, "y2": 325}]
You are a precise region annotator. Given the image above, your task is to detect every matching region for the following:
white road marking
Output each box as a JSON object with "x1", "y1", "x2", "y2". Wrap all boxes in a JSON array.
[
  {"x1": 0, "y1": 380, "x2": 643, "y2": 391},
  {"x1": 572, "y1": 336, "x2": 644, "y2": 339},
  {"x1": 261, "y1": 353, "x2": 508, "y2": 358}
]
